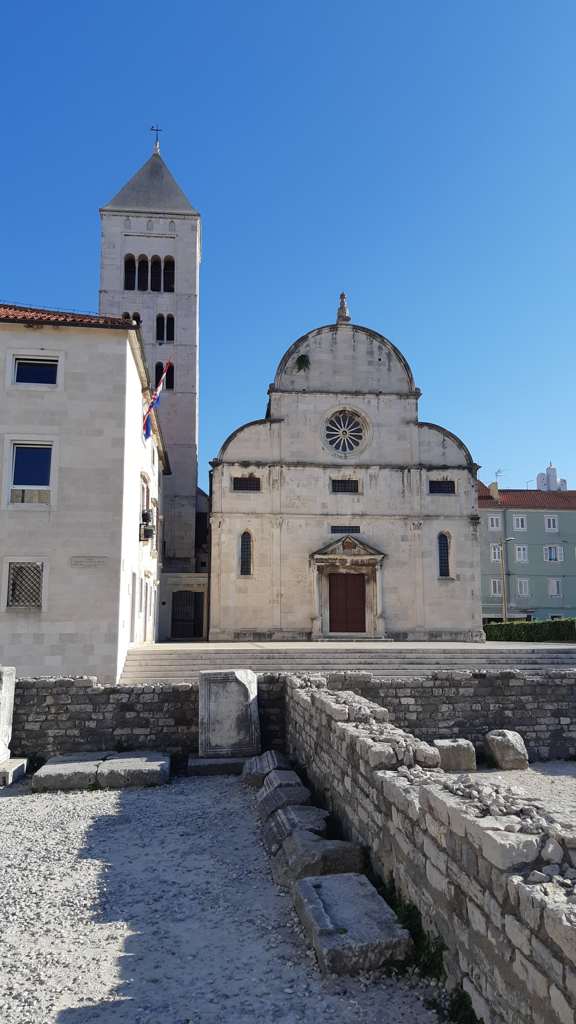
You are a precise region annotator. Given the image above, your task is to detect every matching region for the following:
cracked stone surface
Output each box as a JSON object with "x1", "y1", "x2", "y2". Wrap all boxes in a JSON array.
[{"x1": 0, "y1": 775, "x2": 439, "y2": 1024}]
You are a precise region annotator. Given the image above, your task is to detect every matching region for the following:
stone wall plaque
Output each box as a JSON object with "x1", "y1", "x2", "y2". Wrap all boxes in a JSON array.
[
  {"x1": 199, "y1": 669, "x2": 261, "y2": 758},
  {"x1": 0, "y1": 666, "x2": 16, "y2": 762},
  {"x1": 69, "y1": 556, "x2": 109, "y2": 569}
]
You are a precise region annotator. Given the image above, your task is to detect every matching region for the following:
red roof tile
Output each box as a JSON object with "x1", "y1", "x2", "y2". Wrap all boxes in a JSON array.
[
  {"x1": 0, "y1": 303, "x2": 135, "y2": 330},
  {"x1": 478, "y1": 485, "x2": 576, "y2": 510}
]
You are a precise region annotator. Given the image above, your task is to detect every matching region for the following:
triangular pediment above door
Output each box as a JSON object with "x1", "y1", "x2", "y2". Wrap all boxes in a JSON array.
[{"x1": 310, "y1": 535, "x2": 385, "y2": 560}]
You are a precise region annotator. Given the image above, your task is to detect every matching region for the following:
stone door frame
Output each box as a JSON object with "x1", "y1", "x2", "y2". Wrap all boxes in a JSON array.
[{"x1": 309, "y1": 536, "x2": 386, "y2": 639}]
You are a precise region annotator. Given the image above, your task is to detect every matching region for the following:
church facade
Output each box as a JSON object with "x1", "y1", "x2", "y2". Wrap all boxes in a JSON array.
[{"x1": 209, "y1": 298, "x2": 483, "y2": 641}]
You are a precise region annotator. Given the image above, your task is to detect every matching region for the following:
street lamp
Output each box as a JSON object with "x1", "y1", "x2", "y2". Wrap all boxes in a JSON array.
[{"x1": 499, "y1": 537, "x2": 516, "y2": 622}]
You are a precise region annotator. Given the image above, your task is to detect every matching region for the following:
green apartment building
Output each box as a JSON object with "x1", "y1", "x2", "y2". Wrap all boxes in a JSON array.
[{"x1": 478, "y1": 483, "x2": 576, "y2": 622}]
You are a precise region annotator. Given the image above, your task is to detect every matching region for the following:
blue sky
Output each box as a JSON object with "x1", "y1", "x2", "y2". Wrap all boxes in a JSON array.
[{"x1": 2, "y1": 1, "x2": 574, "y2": 491}]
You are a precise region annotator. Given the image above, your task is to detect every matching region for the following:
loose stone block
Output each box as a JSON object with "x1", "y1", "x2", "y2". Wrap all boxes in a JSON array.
[
  {"x1": 0, "y1": 666, "x2": 16, "y2": 762},
  {"x1": 242, "y1": 749, "x2": 291, "y2": 787},
  {"x1": 97, "y1": 751, "x2": 170, "y2": 788},
  {"x1": 257, "y1": 769, "x2": 311, "y2": 819},
  {"x1": 293, "y1": 873, "x2": 413, "y2": 974},
  {"x1": 199, "y1": 669, "x2": 261, "y2": 758},
  {"x1": 484, "y1": 729, "x2": 529, "y2": 770},
  {"x1": 434, "y1": 738, "x2": 477, "y2": 772},
  {"x1": 263, "y1": 804, "x2": 330, "y2": 855},
  {"x1": 273, "y1": 830, "x2": 365, "y2": 884},
  {"x1": 0, "y1": 757, "x2": 27, "y2": 786},
  {"x1": 32, "y1": 751, "x2": 113, "y2": 792}
]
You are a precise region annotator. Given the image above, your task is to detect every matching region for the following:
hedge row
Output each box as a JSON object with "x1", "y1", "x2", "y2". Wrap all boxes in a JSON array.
[{"x1": 484, "y1": 618, "x2": 576, "y2": 642}]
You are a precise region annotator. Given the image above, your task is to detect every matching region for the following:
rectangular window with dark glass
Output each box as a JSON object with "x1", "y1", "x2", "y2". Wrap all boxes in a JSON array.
[
  {"x1": 14, "y1": 358, "x2": 58, "y2": 384},
  {"x1": 429, "y1": 480, "x2": 456, "y2": 494},
  {"x1": 331, "y1": 479, "x2": 359, "y2": 493},
  {"x1": 10, "y1": 444, "x2": 52, "y2": 504},
  {"x1": 233, "y1": 477, "x2": 261, "y2": 491},
  {"x1": 331, "y1": 525, "x2": 361, "y2": 534}
]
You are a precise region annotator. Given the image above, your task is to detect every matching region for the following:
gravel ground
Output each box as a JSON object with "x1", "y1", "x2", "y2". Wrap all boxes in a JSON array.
[
  {"x1": 472, "y1": 760, "x2": 576, "y2": 818},
  {"x1": 0, "y1": 775, "x2": 439, "y2": 1024}
]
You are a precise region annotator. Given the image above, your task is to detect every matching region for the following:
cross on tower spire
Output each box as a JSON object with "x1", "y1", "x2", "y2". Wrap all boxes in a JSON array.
[{"x1": 150, "y1": 124, "x2": 163, "y2": 153}]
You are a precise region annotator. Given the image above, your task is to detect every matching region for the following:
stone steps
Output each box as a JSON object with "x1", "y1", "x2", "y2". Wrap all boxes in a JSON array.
[{"x1": 119, "y1": 644, "x2": 576, "y2": 684}]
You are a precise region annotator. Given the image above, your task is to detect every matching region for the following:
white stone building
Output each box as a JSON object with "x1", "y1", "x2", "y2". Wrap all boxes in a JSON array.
[
  {"x1": 99, "y1": 145, "x2": 208, "y2": 639},
  {"x1": 0, "y1": 304, "x2": 169, "y2": 682},
  {"x1": 210, "y1": 298, "x2": 483, "y2": 641}
]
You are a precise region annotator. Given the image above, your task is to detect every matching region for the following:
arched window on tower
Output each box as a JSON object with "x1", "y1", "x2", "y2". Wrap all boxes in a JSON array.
[
  {"x1": 166, "y1": 315, "x2": 175, "y2": 342},
  {"x1": 124, "y1": 255, "x2": 136, "y2": 290},
  {"x1": 168, "y1": 220, "x2": 175, "y2": 233},
  {"x1": 166, "y1": 363, "x2": 174, "y2": 389},
  {"x1": 155, "y1": 362, "x2": 163, "y2": 387},
  {"x1": 240, "y1": 532, "x2": 252, "y2": 576},
  {"x1": 150, "y1": 256, "x2": 162, "y2": 292},
  {"x1": 163, "y1": 256, "x2": 175, "y2": 292},
  {"x1": 137, "y1": 256, "x2": 149, "y2": 291},
  {"x1": 438, "y1": 533, "x2": 450, "y2": 578},
  {"x1": 156, "y1": 315, "x2": 165, "y2": 343}
]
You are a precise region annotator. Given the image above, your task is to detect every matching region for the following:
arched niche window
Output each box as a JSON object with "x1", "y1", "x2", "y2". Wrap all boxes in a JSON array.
[
  {"x1": 123, "y1": 216, "x2": 131, "y2": 230},
  {"x1": 156, "y1": 315, "x2": 165, "y2": 342},
  {"x1": 150, "y1": 256, "x2": 162, "y2": 292},
  {"x1": 163, "y1": 256, "x2": 175, "y2": 292},
  {"x1": 166, "y1": 363, "x2": 174, "y2": 389},
  {"x1": 155, "y1": 362, "x2": 164, "y2": 387},
  {"x1": 146, "y1": 219, "x2": 153, "y2": 232},
  {"x1": 124, "y1": 255, "x2": 136, "y2": 290},
  {"x1": 137, "y1": 256, "x2": 149, "y2": 291},
  {"x1": 168, "y1": 220, "x2": 176, "y2": 233},
  {"x1": 438, "y1": 533, "x2": 450, "y2": 578},
  {"x1": 132, "y1": 311, "x2": 141, "y2": 325},
  {"x1": 240, "y1": 531, "x2": 252, "y2": 576},
  {"x1": 166, "y1": 314, "x2": 175, "y2": 342}
]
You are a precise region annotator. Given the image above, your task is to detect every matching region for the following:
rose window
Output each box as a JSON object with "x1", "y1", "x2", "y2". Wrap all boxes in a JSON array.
[{"x1": 325, "y1": 410, "x2": 364, "y2": 454}]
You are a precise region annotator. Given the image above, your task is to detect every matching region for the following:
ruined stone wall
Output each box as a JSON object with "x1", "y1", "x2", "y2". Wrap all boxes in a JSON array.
[
  {"x1": 285, "y1": 675, "x2": 576, "y2": 1024},
  {"x1": 324, "y1": 670, "x2": 576, "y2": 760},
  {"x1": 11, "y1": 675, "x2": 285, "y2": 761}
]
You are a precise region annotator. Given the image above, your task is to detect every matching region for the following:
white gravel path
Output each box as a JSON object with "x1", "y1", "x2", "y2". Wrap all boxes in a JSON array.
[{"x1": 0, "y1": 775, "x2": 439, "y2": 1024}]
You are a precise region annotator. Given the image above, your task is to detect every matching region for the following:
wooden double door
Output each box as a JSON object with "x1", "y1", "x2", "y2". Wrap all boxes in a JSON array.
[{"x1": 328, "y1": 573, "x2": 366, "y2": 633}]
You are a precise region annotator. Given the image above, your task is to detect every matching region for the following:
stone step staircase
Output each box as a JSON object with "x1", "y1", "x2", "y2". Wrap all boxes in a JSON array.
[{"x1": 120, "y1": 642, "x2": 576, "y2": 684}]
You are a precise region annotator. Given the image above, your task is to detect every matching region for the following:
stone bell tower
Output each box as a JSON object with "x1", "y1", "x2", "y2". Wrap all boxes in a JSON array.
[{"x1": 98, "y1": 141, "x2": 200, "y2": 571}]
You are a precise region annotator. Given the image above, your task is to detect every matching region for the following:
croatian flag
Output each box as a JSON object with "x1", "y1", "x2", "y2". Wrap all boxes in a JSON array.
[{"x1": 143, "y1": 361, "x2": 172, "y2": 439}]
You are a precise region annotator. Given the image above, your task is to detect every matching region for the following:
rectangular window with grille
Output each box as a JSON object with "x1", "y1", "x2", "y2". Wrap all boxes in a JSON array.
[
  {"x1": 233, "y1": 476, "x2": 261, "y2": 491},
  {"x1": 331, "y1": 479, "x2": 359, "y2": 493},
  {"x1": 429, "y1": 480, "x2": 456, "y2": 494},
  {"x1": 331, "y1": 525, "x2": 361, "y2": 534},
  {"x1": 6, "y1": 561, "x2": 43, "y2": 608}
]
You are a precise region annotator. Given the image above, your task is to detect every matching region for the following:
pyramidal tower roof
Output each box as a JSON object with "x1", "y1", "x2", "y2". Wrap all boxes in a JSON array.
[{"x1": 102, "y1": 150, "x2": 198, "y2": 215}]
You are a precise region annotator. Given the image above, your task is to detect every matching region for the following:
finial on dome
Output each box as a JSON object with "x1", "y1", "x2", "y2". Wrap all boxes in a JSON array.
[{"x1": 337, "y1": 292, "x2": 351, "y2": 323}]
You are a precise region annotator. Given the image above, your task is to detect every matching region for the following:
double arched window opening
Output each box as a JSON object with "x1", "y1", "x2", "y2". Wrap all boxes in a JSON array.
[
  {"x1": 155, "y1": 362, "x2": 174, "y2": 390},
  {"x1": 240, "y1": 532, "x2": 252, "y2": 576},
  {"x1": 156, "y1": 315, "x2": 175, "y2": 343},
  {"x1": 124, "y1": 255, "x2": 175, "y2": 293},
  {"x1": 438, "y1": 533, "x2": 450, "y2": 578}
]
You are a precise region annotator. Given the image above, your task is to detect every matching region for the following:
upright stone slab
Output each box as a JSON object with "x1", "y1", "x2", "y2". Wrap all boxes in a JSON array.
[
  {"x1": 0, "y1": 666, "x2": 16, "y2": 763},
  {"x1": 199, "y1": 669, "x2": 261, "y2": 758}
]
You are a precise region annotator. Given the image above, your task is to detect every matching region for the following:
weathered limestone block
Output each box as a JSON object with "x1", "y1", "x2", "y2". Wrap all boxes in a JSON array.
[
  {"x1": 32, "y1": 751, "x2": 113, "y2": 791},
  {"x1": 97, "y1": 752, "x2": 170, "y2": 788},
  {"x1": 263, "y1": 805, "x2": 330, "y2": 855},
  {"x1": 273, "y1": 830, "x2": 365, "y2": 884},
  {"x1": 0, "y1": 666, "x2": 16, "y2": 762},
  {"x1": 434, "y1": 738, "x2": 477, "y2": 772},
  {"x1": 242, "y1": 749, "x2": 291, "y2": 787},
  {"x1": 485, "y1": 729, "x2": 529, "y2": 770},
  {"x1": 293, "y1": 873, "x2": 413, "y2": 974},
  {"x1": 257, "y1": 769, "x2": 311, "y2": 819},
  {"x1": 199, "y1": 669, "x2": 261, "y2": 758},
  {"x1": 0, "y1": 758, "x2": 27, "y2": 786}
]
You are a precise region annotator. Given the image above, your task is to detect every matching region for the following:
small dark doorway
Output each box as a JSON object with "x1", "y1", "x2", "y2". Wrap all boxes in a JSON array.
[
  {"x1": 171, "y1": 590, "x2": 204, "y2": 639},
  {"x1": 329, "y1": 573, "x2": 366, "y2": 633}
]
